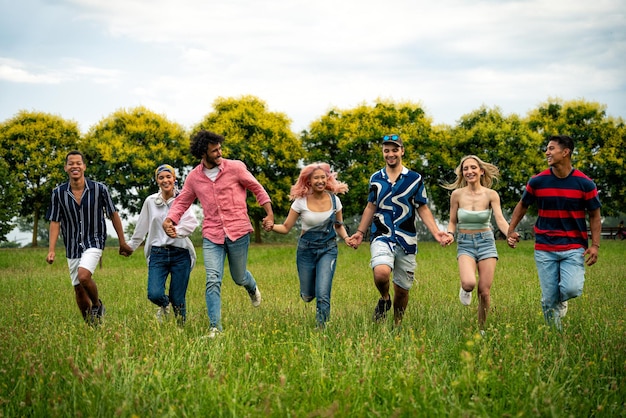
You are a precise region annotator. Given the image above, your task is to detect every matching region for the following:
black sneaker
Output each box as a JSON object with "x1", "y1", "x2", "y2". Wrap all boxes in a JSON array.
[
  {"x1": 89, "y1": 299, "x2": 105, "y2": 326},
  {"x1": 373, "y1": 297, "x2": 391, "y2": 321}
]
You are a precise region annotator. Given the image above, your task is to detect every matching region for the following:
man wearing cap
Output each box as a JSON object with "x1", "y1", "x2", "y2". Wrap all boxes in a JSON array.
[
  {"x1": 348, "y1": 134, "x2": 448, "y2": 326},
  {"x1": 163, "y1": 130, "x2": 274, "y2": 338}
]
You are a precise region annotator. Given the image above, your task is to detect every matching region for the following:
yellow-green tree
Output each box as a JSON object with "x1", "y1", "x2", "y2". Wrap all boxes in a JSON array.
[
  {"x1": 301, "y1": 99, "x2": 436, "y2": 221},
  {"x1": 193, "y1": 96, "x2": 304, "y2": 243},
  {"x1": 0, "y1": 111, "x2": 81, "y2": 246},
  {"x1": 0, "y1": 156, "x2": 20, "y2": 242},
  {"x1": 430, "y1": 106, "x2": 544, "y2": 219},
  {"x1": 526, "y1": 99, "x2": 625, "y2": 216},
  {"x1": 82, "y1": 106, "x2": 192, "y2": 216}
]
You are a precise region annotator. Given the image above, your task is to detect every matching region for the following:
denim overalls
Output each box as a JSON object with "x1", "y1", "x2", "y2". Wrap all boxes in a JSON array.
[{"x1": 296, "y1": 194, "x2": 339, "y2": 327}]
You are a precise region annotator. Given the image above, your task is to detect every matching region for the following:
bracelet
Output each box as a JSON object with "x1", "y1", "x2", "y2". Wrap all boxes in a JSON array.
[
  {"x1": 446, "y1": 232, "x2": 454, "y2": 236},
  {"x1": 592, "y1": 243, "x2": 600, "y2": 248},
  {"x1": 357, "y1": 229, "x2": 366, "y2": 236}
]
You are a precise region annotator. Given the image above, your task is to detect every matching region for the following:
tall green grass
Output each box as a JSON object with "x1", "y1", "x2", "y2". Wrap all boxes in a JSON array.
[{"x1": 0, "y1": 240, "x2": 624, "y2": 417}]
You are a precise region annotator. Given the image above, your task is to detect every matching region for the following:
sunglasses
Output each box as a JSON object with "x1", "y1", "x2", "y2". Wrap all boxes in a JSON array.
[{"x1": 383, "y1": 134, "x2": 400, "y2": 141}]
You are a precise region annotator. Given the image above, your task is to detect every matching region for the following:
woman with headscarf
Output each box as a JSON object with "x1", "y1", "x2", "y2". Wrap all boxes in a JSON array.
[{"x1": 128, "y1": 164, "x2": 198, "y2": 326}]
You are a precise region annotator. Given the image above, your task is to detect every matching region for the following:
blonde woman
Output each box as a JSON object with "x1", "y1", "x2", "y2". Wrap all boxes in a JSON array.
[{"x1": 443, "y1": 155, "x2": 510, "y2": 330}]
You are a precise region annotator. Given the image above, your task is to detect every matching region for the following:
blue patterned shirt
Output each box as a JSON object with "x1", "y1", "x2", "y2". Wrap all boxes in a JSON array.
[
  {"x1": 367, "y1": 166, "x2": 429, "y2": 254},
  {"x1": 47, "y1": 178, "x2": 118, "y2": 258}
]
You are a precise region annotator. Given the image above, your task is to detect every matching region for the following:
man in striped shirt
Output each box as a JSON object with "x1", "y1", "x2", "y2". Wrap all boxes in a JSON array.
[
  {"x1": 46, "y1": 151, "x2": 132, "y2": 325},
  {"x1": 507, "y1": 135, "x2": 602, "y2": 331}
]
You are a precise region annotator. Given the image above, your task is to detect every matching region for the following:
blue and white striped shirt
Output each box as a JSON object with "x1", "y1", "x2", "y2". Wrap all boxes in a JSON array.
[{"x1": 47, "y1": 178, "x2": 118, "y2": 259}]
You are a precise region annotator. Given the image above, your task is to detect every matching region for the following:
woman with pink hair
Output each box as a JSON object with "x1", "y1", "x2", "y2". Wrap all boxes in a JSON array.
[{"x1": 268, "y1": 162, "x2": 351, "y2": 328}]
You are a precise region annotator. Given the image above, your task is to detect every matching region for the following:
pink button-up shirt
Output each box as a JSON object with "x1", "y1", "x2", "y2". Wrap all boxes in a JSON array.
[{"x1": 167, "y1": 159, "x2": 271, "y2": 244}]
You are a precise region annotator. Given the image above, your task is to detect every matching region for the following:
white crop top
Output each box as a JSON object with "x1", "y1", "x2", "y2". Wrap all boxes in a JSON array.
[{"x1": 291, "y1": 194, "x2": 343, "y2": 232}]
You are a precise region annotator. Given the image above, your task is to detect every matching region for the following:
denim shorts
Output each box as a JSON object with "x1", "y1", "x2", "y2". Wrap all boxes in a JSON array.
[
  {"x1": 66, "y1": 248, "x2": 103, "y2": 286},
  {"x1": 370, "y1": 239, "x2": 416, "y2": 290},
  {"x1": 456, "y1": 231, "x2": 498, "y2": 261}
]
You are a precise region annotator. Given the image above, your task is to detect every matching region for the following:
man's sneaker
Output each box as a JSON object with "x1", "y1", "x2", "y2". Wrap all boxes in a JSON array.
[
  {"x1": 459, "y1": 287, "x2": 472, "y2": 306},
  {"x1": 558, "y1": 301, "x2": 568, "y2": 318},
  {"x1": 372, "y1": 297, "x2": 392, "y2": 321},
  {"x1": 156, "y1": 305, "x2": 170, "y2": 323},
  {"x1": 89, "y1": 299, "x2": 105, "y2": 326},
  {"x1": 207, "y1": 327, "x2": 221, "y2": 339},
  {"x1": 249, "y1": 287, "x2": 262, "y2": 308}
]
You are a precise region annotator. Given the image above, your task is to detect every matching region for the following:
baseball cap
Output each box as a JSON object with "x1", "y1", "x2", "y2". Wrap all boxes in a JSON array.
[{"x1": 382, "y1": 134, "x2": 403, "y2": 146}]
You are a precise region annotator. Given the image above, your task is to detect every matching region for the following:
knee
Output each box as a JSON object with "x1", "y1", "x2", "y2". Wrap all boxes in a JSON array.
[{"x1": 301, "y1": 295, "x2": 314, "y2": 303}]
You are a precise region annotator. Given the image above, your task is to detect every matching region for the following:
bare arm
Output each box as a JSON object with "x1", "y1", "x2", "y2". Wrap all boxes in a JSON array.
[
  {"x1": 46, "y1": 221, "x2": 61, "y2": 264},
  {"x1": 490, "y1": 189, "x2": 510, "y2": 237},
  {"x1": 272, "y1": 209, "x2": 300, "y2": 234},
  {"x1": 111, "y1": 212, "x2": 132, "y2": 256},
  {"x1": 417, "y1": 204, "x2": 448, "y2": 245},
  {"x1": 584, "y1": 208, "x2": 601, "y2": 266},
  {"x1": 347, "y1": 202, "x2": 376, "y2": 248},
  {"x1": 507, "y1": 200, "x2": 528, "y2": 248}
]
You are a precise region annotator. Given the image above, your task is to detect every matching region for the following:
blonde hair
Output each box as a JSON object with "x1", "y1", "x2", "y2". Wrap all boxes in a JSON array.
[
  {"x1": 442, "y1": 155, "x2": 500, "y2": 190},
  {"x1": 289, "y1": 162, "x2": 348, "y2": 199}
]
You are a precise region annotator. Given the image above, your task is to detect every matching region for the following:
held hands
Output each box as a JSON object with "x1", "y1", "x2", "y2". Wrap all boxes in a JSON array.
[
  {"x1": 262, "y1": 216, "x2": 274, "y2": 232},
  {"x1": 345, "y1": 232, "x2": 363, "y2": 249},
  {"x1": 119, "y1": 242, "x2": 133, "y2": 257},
  {"x1": 163, "y1": 218, "x2": 177, "y2": 238},
  {"x1": 441, "y1": 232, "x2": 454, "y2": 247},
  {"x1": 507, "y1": 231, "x2": 520, "y2": 248}
]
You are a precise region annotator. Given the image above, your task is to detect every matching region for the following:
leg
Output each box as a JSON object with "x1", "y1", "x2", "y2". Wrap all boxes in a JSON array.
[
  {"x1": 534, "y1": 250, "x2": 561, "y2": 329},
  {"x1": 314, "y1": 246, "x2": 338, "y2": 327},
  {"x1": 476, "y1": 258, "x2": 497, "y2": 329},
  {"x1": 74, "y1": 284, "x2": 91, "y2": 320},
  {"x1": 390, "y1": 248, "x2": 416, "y2": 326},
  {"x1": 169, "y1": 249, "x2": 192, "y2": 323},
  {"x1": 373, "y1": 265, "x2": 392, "y2": 299},
  {"x1": 225, "y1": 235, "x2": 257, "y2": 294},
  {"x1": 147, "y1": 248, "x2": 170, "y2": 308},
  {"x1": 392, "y1": 283, "x2": 409, "y2": 326},
  {"x1": 558, "y1": 249, "x2": 585, "y2": 303},
  {"x1": 203, "y1": 238, "x2": 226, "y2": 331},
  {"x1": 458, "y1": 255, "x2": 477, "y2": 305},
  {"x1": 296, "y1": 244, "x2": 317, "y2": 303}
]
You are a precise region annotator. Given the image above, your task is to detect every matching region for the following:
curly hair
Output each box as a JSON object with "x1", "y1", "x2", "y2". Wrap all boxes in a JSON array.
[
  {"x1": 289, "y1": 162, "x2": 349, "y2": 200},
  {"x1": 189, "y1": 130, "x2": 224, "y2": 160},
  {"x1": 442, "y1": 155, "x2": 500, "y2": 190}
]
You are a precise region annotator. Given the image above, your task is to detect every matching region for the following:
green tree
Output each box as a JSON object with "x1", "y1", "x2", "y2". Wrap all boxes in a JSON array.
[
  {"x1": 0, "y1": 156, "x2": 20, "y2": 242},
  {"x1": 526, "y1": 99, "x2": 625, "y2": 216},
  {"x1": 0, "y1": 111, "x2": 81, "y2": 246},
  {"x1": 301, "y1": 99, "x2": 436, "y2": 224},
  {"x1": 82, "y1": 107, "x2": 192, "y2": 217},
  {"x1": 429, "y1": 106, "x2": 544, "y2": 220},
  {"x1": 194, "y1": 96, "x2": 304, "y2": 243}
]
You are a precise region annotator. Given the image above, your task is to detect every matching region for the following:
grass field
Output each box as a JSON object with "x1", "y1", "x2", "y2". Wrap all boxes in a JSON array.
[{"x1": 0, "y1": 240, "x2": 624, "y2": 417}]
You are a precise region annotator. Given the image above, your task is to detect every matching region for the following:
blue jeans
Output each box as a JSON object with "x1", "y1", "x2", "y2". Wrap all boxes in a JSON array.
[
  {"x1": 297, "y1": 237, "x2": 338, "y2": 326},
  {"x1": 534, "y1": 248, "x2": 585, "y2": 327},
  {"x1": 202, "y1": 235, "x2": 257, "y2": 331},
  {"x1": 148, "y1": 246, "x2": 192, "y2": 319}
]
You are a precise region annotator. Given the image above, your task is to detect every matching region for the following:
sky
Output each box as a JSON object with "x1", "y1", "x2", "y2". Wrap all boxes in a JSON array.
[
  {"x1": 1, "y1": 0, "x2": 625, "y2": 137},
  {"x1": 2, "y1": 0, "x2": 625, "y2": 243}
]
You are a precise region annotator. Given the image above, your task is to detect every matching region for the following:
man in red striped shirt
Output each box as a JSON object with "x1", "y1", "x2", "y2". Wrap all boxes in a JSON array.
[{"x1": 507, "y1": 135, "x2": 601, "y2": 331}]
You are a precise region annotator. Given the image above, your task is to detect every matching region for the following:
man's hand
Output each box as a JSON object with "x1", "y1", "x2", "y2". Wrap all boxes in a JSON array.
[
  {"x1": 507, "y1": 231, "x2": 520, "y2": 248},
  {"x1": 46, "y1": 251, "x2": 55, "y2": 264}
]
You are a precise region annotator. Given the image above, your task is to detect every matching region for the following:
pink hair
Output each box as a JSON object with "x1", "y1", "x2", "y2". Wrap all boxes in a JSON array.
[{"x1": 289, "y1": 162, "x2": 349, "y2": 200}]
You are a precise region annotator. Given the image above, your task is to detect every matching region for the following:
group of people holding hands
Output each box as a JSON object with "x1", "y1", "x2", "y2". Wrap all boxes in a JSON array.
[{"x1": 47, "y1": 130, "x2": 601, "y2": 335}]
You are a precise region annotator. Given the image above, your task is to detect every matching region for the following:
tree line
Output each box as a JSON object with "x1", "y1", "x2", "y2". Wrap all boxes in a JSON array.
[{"x1": 1, "y1": 96, "x2": 624, "y2": 246}]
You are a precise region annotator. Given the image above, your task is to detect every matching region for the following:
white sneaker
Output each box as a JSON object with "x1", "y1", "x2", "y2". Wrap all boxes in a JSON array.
[
  {"x1": 207, "y1": 327, "x2": 221, "y2": 339},
  {"x1": 459, "y1": 287, "x2": 472, "y2": 306},
  {"x1": 156, "y1": 305, "x2": 170, "y2": 323},
  {"x1": 558, "y1": 301, "x2": 568, "y2": 318},
  {"x1": 249, "y1": 287, "x2": 262, "y2": 307}
]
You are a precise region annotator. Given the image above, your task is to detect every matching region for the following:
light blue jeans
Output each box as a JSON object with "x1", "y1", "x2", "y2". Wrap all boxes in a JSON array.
[
  {"x1": 534, "y1": 248, "x2": 585, "y2": 328},
  {"x1": 202, "y1": 235, "x2": 257, "y2": 331}
]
